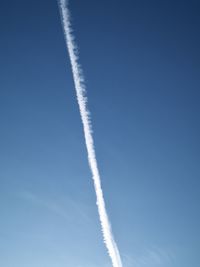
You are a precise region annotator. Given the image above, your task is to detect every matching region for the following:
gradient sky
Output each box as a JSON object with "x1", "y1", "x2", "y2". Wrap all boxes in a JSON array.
[{"x1": 0, "y1": 0, "x2": 200, "y2": 267}]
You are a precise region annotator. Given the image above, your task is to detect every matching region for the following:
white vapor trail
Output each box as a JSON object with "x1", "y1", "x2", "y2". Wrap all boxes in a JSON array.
[{"x1": 58, "y1": 1, "x2": 123, "y2": 267}]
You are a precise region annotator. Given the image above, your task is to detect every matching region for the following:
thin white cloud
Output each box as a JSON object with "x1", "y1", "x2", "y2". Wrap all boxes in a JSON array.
[
  {"x1": 123, "y1": 246, "x2": 174, "y2": 267},
  {"x1": 19, "y1": 190, "x2": 92, "y2": 224},
  {"x1": 58, "y1": 1, "x2": 123, "y2": 267}
]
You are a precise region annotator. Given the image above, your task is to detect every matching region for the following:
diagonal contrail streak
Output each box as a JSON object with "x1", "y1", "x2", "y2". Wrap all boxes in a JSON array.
[{"x1": 58, "y1": 1, "x2": 123, "y2": 267}]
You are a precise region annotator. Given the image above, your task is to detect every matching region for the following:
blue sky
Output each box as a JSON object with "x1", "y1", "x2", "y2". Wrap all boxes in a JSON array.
[{"x1": 0, "y1": 0, "x2": 200, "y2": 266}]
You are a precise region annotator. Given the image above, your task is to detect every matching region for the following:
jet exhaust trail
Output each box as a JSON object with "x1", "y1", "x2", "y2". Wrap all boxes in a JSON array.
[{"x1": 58, "y1": 1, "x2": 123, "y2": 267}]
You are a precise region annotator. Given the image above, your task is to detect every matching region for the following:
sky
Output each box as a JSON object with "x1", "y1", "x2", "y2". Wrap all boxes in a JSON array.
[{"x1": 0, "y1": 0, "x2": 200, "y2": 267}]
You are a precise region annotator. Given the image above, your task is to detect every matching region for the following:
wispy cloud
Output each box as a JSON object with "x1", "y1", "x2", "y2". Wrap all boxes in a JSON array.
[
  {"x1": 19, "y1": 190, "x2": 92, "y2": 224},
  {"x1": 58, "y1": 1, "x2": 123, "y2": 267},
  {"x1": 123, "y1": 246, "x2": 174, "y2": 267}
]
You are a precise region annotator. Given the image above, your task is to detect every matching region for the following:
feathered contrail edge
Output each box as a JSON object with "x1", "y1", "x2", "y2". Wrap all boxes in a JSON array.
[{"x1": 57, "y1": 1, "x2": 123, "y2": 267}]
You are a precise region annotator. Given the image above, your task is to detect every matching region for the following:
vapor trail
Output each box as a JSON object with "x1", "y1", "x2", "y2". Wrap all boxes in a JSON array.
[{"x1": 58, "y1": 1, "x2": 123, "y2": 267}]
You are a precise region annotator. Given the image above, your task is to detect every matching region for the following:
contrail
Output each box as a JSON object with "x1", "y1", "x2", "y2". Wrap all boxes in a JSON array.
[{"x1": 58, "y1": 1, "x2": 123, "y2": 267}]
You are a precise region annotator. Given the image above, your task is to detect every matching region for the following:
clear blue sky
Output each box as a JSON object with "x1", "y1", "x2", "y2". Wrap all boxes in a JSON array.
[{"x1": 0, "y1": 0, "x2": 200, "y2": 266}]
